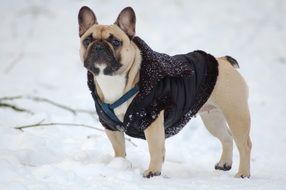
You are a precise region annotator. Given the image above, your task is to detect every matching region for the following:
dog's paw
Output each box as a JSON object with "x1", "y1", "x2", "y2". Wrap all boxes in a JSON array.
[
  {"x1": 143, "y1": 170, "x2": 161, "y2": 178},
  {"x1": 215, "y1": 162, "x2": 232, "y2": 171},
  {"x1": 235, "y1": 171, "x2": 250, "y2": 179}
]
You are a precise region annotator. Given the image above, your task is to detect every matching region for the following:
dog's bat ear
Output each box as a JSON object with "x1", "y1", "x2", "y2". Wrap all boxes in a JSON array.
[
  {"x1": 115, "y1": 7, "x2": 136, "y2": 38},
  {"x1": 78, "y1": 6, "x2": 98, "y2": 37}
]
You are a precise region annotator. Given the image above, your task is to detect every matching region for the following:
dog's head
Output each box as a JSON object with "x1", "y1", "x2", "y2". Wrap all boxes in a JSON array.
[{"x1": 78, "y1": 6, "x2": 138, "y2": 76}]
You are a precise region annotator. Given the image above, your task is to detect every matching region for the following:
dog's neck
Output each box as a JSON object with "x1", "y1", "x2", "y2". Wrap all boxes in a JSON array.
[
  {"x1": 93, "y1": 43, "x2": 141, "y2": 120},
  {"x1": 95, "y1": 74, "x2": 127, "y2": 104}
]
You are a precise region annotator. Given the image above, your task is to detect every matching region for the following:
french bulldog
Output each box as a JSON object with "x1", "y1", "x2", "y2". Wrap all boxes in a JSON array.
[{"x1": 78, "y1": 6, "x2": 252, "y2": 178}]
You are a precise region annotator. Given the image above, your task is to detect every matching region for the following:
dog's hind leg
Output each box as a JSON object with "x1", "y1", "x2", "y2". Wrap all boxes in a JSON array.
[
  {"x1": 200, "y1": 104, "x2": 233, "y2": 171},
  {"x1": 219, "y1": 102, "x2": 252, "y2": 178},
  {"x1": 211, "y1": 59, "x2": 252, "y2": 178}
]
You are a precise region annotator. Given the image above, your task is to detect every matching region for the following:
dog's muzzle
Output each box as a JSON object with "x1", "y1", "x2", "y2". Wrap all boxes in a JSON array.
[{"x1": 84, "y1": 42, "x2": 121, "y2": 76}]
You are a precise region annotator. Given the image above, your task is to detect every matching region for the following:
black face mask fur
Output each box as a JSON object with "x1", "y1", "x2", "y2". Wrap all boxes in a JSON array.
[{"x1": 87, "y1": 36, "x2": 218, "y2": 139}]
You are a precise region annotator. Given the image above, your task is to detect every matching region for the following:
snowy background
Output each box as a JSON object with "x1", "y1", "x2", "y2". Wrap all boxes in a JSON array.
[{"x1": 0, "y1": 0, "x2": 286, "y2": 189}]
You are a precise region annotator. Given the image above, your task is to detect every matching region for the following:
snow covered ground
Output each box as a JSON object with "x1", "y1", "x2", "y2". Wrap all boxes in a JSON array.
[{"x1": 1, "y1": 0, "x2": 286, "y2": 189}]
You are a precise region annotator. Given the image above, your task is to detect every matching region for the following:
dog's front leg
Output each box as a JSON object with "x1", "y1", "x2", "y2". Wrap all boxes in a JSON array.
[
  {"x1": 105, "y1": 129, "x2": 126, "y2": 157},
  {"x1": 143, "y1": 111, "x2": 165, "y2": 178}
]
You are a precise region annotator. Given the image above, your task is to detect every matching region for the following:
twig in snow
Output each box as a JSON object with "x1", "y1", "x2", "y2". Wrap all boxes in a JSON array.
[
  {"x1": 14, "y1": 121, "x2": 104, "y2": 132},
  {"x1": 26, "y1": 95, "x2": 96, "y2": 116},
  {"x1": 0, "y1": 96, "x2": 22, "y2": 101},
  {"x1": 14, "y1": 121, "x2": 137, "y2": 147},
  {"x1": 0, "y1": 102, "x2": 33, "y2": 114},
  {"x1": 0, "y1": 95, "x2": 96, "y2": 117},
  {"x1": 26, "y1": 96, "x2": 78, "y2": 115}
]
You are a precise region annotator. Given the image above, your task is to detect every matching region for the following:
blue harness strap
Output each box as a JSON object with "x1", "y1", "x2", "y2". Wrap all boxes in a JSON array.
[{"x1": 98, "y1": 85, "x2": 139, "y2": 124}]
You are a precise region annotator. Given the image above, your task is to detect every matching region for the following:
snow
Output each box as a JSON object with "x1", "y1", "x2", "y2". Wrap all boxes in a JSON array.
[{"x1": 1, "y1": 0, "x2": 286, "y2": 189}]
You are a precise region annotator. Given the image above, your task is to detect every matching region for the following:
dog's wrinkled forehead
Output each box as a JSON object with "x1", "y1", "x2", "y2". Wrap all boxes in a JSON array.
[
  {"x1": 81, "y1": 25, "x2": 124, "y2": 40},
  {"x1": 80, "y1": 24, "x2": 129, "y2": 43}
]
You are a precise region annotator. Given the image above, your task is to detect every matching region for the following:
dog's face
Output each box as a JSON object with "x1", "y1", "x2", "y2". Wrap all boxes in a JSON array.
[{"x1": 78, "y1": 7, "x2": 137, "y2": 76}]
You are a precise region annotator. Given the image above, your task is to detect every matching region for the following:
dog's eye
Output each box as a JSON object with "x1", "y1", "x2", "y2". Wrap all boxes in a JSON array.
[
  {"x1": 112, "y1": 39, "x2": 121, "y2": 47},
  {"x1": 83, "y1": 36, "x2": 93, "y2": 47}
]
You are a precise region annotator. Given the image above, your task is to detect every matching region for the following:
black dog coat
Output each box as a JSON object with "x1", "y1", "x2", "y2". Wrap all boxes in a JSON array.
[{"x1": 87, "y1": 36, "x2": 218, "y2": 139}]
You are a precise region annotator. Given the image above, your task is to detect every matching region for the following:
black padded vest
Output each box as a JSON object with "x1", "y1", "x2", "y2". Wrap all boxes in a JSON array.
[{"x1": 87, "y1": 37, "x2": 218, "y2": 139}]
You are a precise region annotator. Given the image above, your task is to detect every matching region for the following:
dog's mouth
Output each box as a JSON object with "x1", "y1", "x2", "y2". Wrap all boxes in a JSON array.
[{"x1": 84, "y1": 42, "x2": 122, "y2": 76}]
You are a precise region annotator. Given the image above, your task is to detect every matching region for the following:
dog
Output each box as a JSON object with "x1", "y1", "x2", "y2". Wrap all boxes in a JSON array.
[{"x1": 78, "y1": 6, "x2": 252, "y2": 178}]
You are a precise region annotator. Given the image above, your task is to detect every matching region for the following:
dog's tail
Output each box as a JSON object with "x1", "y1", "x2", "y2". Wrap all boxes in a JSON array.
[{"x1": 220, "y1": 55, "x2": 239, "y2": 69}]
